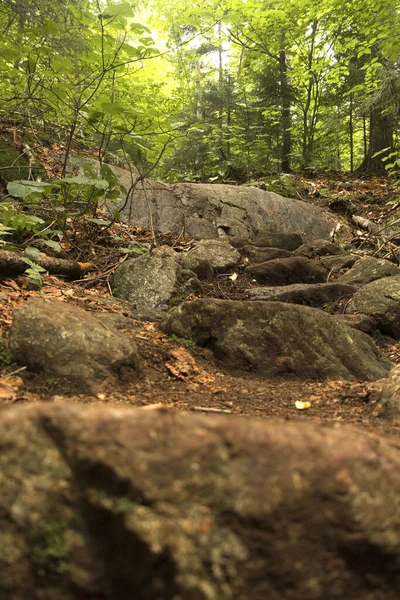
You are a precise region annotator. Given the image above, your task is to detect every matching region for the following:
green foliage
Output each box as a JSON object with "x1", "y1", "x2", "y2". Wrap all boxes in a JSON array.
[
  {"x1": 151, "y1": 0, "x2": 400, "y2": 176},
  {"x1": 382, "y1": 150, "x2": 400, "y2": 177},
  {"x1": 0, "y1": 202, "x2": 45, "y2": 233},
  {"x1": 6, "y1": 165, "x2": 125, "y2": 239},
  {"x1": 0, "y1": 0, "x2": 398, "y2": 186},
  {"x1": 119, "y1": 242, "x2": 151, "y2": 256},
  {"x1": 169, "y1": 333, "x2": 197, "y2": 352},
  {"x1": 168, "y1": 295, "x2": 187, "y2": 309},
  {"x1": 0, "y1": 337, "x2": 11, "y2": 366},
  {"x1": 21, "y1": 257, "x2": 47, "y2": 289},
  {"x1": 250, "y1": 175, "x2": 308, "y2": 198}
]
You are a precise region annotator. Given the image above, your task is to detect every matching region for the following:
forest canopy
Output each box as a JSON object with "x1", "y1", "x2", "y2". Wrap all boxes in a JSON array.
[{"x1": 0, "y1": 0, "x2": 399, "y2": 182}]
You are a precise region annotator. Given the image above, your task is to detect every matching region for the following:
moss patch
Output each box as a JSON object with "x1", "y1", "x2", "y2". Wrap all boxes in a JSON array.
[{"x1": 29, "y1": 519, "x2": 70, "y2": 577}]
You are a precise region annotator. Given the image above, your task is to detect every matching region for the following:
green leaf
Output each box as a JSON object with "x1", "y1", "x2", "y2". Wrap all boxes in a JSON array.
[
  {"x1": 119, "y1": 244, "x2": 150, "y2": 255},
  {"x1": 0, "y1": 47, "x2": 24, "y2": 62},
  {"x1": 7, "y1": 181, "x2": 50, "y2": 199},
  {"x1": 85, "y1": 217, "x2": 112, "y2": 225},
  {"x1": 104, "y1": 2, "x2": 134, "y2": 18},
  {"x1": 21, "y1": 257, "x2": 47, "y2": 272},
  {"x1": 42, "y1": 240, "x2": 62, "y2": 252},
  {"x1": 25, "y1": 247, "x2": 42, "y2": 256},
  {"x1": 59, "y1": 177, "x2": 109, "y2": 190},
  {"x1": 130, "y1": 23, "x2": 151, "y2": 34},
  {"x1": 100, "y1": 102, "x2": 125, "y2": 116},
  {"x1": 121, "y1": 43, "x2": 141, "y2": 57},
  {"x1": 100, "y1": 164, "x2": 119, "y2": 188},
  {"x1": 139, "y1": 37, "x2": 154, "y2": 46}
]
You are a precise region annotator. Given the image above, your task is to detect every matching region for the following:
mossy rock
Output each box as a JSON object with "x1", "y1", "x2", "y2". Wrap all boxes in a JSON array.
[
  {"x1": 0, "y1": 141, "x2": 30, "y2": 188},
  {"x1": 0, "y1": 139, "x2": 46, "y2": 189}
]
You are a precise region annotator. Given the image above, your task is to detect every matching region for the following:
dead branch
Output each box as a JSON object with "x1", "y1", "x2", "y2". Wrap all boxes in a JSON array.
[
  {"x1": 352, "y1": 215, "x2": 380, "y2": 234},
  {"x1": 0, "y1": 250, "x2": 88, "y2": 279}
]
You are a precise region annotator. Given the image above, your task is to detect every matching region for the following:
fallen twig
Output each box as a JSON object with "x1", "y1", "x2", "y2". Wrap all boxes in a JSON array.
[
  {"x1": 0, "y1": 366, "x2": 26, "y2": 380},
  {"x1": 192, "y1": 406, "x2": 233, "y2": 414},
  {"x1": 138, "y1": 403, "x2": 165, "y2": 411}
]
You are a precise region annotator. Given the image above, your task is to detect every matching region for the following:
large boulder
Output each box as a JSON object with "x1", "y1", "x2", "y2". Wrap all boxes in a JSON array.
[
  {"x1": 161, "y1": 299, "x2": 390, "y2": 380},
  {"x1": 346, "y1": 275, "x2": 400, "y2": 338},
  {"x1": 381, "y1": 364, "x2": 400, "y2": 418},
  {"x1": 105, "y1": 178, "x2": 344, "y2": 242},
  {"x1": 1, "y1": 404, "x2": 400, "y2": 600},
  {"x1": 112, "y1": 246, "x2": 200, "y2": 310},
  {"x1": 9, "y1": 298, "x2": 140, "y2": 393},
  {"x1": 337, "y1": 256, "x2": 399, "y2": 286},
  {"x1": 245, "y1": 256, "x2": 327, "y2": 286}
]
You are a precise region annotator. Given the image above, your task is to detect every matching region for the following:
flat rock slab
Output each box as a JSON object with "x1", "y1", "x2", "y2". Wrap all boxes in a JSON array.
[
  {"x1": 9, "y1": 298, "x2": 140, "y2": 393},
  {"x1": 161, "y1": 299, "x2": 390, "y2": 380},
  {"x1": 337, "y1": 256, "x2": 399, "y2": 286},
  {"x1": 238, "y1": 245, "x2": 293, "y2": 263},
  {"x1": 346, "y1": 275, "x2": 400, "y2": 338},
  {"x1": 112, "y1": 246, "x2": 200, "y2": 310},
  {"x1": 250, "y1": 231, "x2": 304, "y2": 250},
  {"x1": 247, "y1": 282, "x2": 357, "y2": 307},
  {"x1": 229, "y1": 234, "x2": 302, "y2": 250},
  {"x1": 320, "y1": 253, "x2": 360, "y2": 272},
  {"x1": 294, "y1": 238, "x2": 344, "y2": 258},
  {"x1": 106, "y1": 178, "x2": 344, "y2": 242},
  {"x1": 335, "y1": 313, "x2": 376, "y2": 334},
  {"x1": 179, "y1": 239, "x2": 240, "y2": 272},
  {"x1": 1, "y1": 404, "x2": 400, "y2": 600},
  {"x1": 245, "y1": 256, "x2": 327, "y2": 285}
]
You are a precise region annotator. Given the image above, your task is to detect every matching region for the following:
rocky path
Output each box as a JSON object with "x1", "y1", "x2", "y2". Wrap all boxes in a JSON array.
[
  {"x1": 1, "y1": 229, "x2": 399, "y2": 433},
  {"x1": 1, "y1": 173, "x2": 400, "y2": 599}
]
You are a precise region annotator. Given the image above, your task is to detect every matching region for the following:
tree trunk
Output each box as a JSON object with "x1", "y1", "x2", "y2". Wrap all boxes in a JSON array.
[
  {"x1": 349, "y1": 93, "x2": 354, "y2": 172},
  {"x1": 279, "y1": 34, "x2": 291, "y2": 173},
  {"x1": 300, "y1": 20, "x2": 318, "y2": 170},
  {"x1": 357, "y1": 106, "x2": 393, "y2": 174}
]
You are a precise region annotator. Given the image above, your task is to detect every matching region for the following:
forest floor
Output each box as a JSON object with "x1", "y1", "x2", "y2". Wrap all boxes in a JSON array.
[{"x1": 1, "y1": 172, "x2": 400, "y2": 436}]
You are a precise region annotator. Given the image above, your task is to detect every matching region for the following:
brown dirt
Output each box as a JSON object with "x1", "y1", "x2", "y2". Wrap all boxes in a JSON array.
[{"x1": 0, "y1": 174, "x2": 399, "y2": 438}]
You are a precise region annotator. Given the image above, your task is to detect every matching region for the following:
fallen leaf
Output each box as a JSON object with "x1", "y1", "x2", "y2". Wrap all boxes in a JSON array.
[
  {"x1": 78, "y1": 262, "x2": 95, "y2": 272},
  {"x1": 229, "y1": 272, "x2": 238, "y2": 281},
  {"x1": 0, "y1": 380, "x2": 18, "y2": 403},
  {"x1": 295, "y1": 400, "x2": 311, "y2": 410},
  {"x1": 6, "y1": 280, "x2": 20, "y2": 291},
  {"x1": 43, "y1": 286, "x2": 63, "y2": 296},
  {"x1": 166, "y1": 347, "x2": 199, "y2": 380}
]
